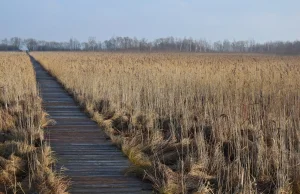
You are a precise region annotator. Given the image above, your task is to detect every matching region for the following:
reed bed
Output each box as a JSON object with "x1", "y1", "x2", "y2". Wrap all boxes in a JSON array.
[
  {"x1": 32, "y1": 52, "x2": 300, "y2": 194},
  {"x1": 0, "y1": 52, "x2": 68, "y2": 194}
]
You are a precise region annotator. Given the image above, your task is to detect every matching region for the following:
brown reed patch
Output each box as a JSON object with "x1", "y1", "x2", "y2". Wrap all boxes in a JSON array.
[
  {"x1": 0, "y1": 52, "x2": 68, "y2": 193},
  {"x1": 32, "y1": 52, "x2": 300, "y2": 193}
]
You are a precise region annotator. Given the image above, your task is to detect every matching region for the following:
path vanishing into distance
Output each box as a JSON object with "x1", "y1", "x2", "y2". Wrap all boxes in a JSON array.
[{"x1": 29, "y1": 55, "x2": 153, "y2": 194}]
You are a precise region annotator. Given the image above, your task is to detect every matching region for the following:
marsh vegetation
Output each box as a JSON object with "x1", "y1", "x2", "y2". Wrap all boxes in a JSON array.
[
  {"x1": 0, "y1": 52, "x2": 68, "y2": 194},
  {"x1": 31, "y1": 52, "x2": 300, "y2": 194}
]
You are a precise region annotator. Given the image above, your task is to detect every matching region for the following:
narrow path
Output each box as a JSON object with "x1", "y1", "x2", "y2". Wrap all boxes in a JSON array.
[{"x1": 30, "y1": 55, "x2": 153, "y2": 194}]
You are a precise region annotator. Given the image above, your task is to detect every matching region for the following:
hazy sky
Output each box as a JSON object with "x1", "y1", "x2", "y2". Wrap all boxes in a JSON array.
[{"x1": 1, "y1": 0, "x2": 299, "y2": 42}]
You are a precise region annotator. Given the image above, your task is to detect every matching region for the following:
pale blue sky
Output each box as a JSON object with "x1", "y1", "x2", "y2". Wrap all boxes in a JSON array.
[{"x1": 0, "y1": 0, "x2": 299, "y2": 42}]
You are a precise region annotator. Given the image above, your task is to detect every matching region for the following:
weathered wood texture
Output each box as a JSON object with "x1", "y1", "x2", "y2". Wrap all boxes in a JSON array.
[{"x1": 30, "y1": 56, "x2": 153, "y2": 194}]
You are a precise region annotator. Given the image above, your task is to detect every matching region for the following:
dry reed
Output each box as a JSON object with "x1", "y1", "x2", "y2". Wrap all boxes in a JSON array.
[
  {"x1": 32, "y1": 52, "x2": 300, "y2": 194},
  {"x1": 0, "y1": 52, "x2": 68, "y2": 194}
]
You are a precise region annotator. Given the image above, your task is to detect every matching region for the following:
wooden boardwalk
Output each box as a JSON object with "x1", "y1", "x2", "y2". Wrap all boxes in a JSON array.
[{"x1": 30, "y1": 56, "x2": 153, "y2": 194}]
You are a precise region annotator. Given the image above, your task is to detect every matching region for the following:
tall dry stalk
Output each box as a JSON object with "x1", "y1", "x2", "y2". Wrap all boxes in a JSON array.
[
  {"x1": 32, "y1": 52, "x2": 300, "y2": 194},
  {"x1": 0, "y1": 52, "x2": 68, "y2": 194}
]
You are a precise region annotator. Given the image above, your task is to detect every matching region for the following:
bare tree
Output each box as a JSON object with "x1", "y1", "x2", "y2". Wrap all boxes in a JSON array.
[
  {"x1": 10, "y1": 37, "x2": 21, "y2": 49},
  {"x1": 0, "y1": 36, "x2": 299, "y2": 54},
  {"x1": 25, "y1": 38, "x2": 37, "y2": 51},
  {"x1": 88, "y1": 37, "x2": 97, "y2": 51}
]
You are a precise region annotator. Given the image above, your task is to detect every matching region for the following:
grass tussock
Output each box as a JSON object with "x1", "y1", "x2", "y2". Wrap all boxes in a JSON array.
[
  {"x1": 32, "y1": 52, "x2": 300, "y2": 194},
  {"x1": 0, "y1": 52, "x2": 68, "y2": 194}
]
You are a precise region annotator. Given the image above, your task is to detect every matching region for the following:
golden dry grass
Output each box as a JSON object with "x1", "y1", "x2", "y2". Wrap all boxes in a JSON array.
[
  {"x1": 0, "y1": 52, "x2": 68, "y2": 194},
  {"x1": 32, "y1": 52, "x2": 300, "y2": 194}
]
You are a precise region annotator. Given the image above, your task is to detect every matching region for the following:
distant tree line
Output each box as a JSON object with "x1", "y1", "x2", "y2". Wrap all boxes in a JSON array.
[{"x1": 1, "y1": 36, "x2": 300, "y2": 55}]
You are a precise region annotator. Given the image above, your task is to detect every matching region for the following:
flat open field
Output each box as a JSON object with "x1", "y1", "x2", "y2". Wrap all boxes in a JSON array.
[
  {"x1": 0, "y1": 52, "x2": 68, "y2": 193},
  {"x1": 32, "y1": 52, "x2": 300, "y2": 194}
]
